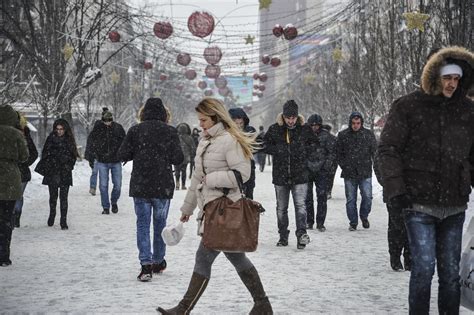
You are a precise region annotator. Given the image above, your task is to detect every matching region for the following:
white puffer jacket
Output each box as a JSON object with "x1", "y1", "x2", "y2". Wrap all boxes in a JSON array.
[{"x1": 181, "y1": 122, "x2": 250, "y2": 235}]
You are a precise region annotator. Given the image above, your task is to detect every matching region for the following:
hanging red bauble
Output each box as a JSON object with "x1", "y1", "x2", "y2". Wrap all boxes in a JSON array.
[
  {"x1": 159, "y1": 73, "x2": 168, "y2": 81},
  {"x1": 253, "y1": 84, "x2": 259, "y2": 90},
  {"x1": 205, "y1": 65, "x2": 221, "y2": 78},
  {"x1": 258, "y1": 84, "x2": 266, "y2": 91},
  {"x1": 270, "y1": 56, "x2": 281, "y2": 67},
  {"x1": 153, "y1": 21, "x2": 173, "y2": 39},
  {"x1": 204, "y1": 89, "x2": 213, "y2": 96},
  {"x1": 143, "y1": 62, "x2": 153, "y2": 70},
  {"x1": 215, "y1": 76, "x2": 227, "y2": 89},
  {"x1": 218, "y1": 87, "x2": 230, "y2": 97},
  {"x1": 261, "y1": 55, "x2": 270, "y2": 64},
  {"x1": 283, "y1": 24, "x2": 298, "y2": 40},
  {"x1": 198, "y1": 81, "x2": 207, "y2": 90},
  {"x1": 188, "y1": 11, "x2": 215, "y2": 38},
  {"x1": 177, "y1": 53, "x2": 191, "y2": 66},
  {"x1": 253, "y1": 73, "x2": 260, "y2": 80},
  {"x1": 203, "y1": 46, "x2": 222, "y2": 65},
  {"x1": 185, "y1": 69, "x2": 197, "y2": 80},
  {"x1": 273, "y1": 24, "x2": 284, "y2": 37},
  {"x1": 259, "y1": 73, "x2": 268, "y2": 82},
  {"x1": 108, "y1": 31, "x2": 120, "y2": 42}
]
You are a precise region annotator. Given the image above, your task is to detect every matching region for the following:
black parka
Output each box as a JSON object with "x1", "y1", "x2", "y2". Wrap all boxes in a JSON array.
[
  {"x1": 306, "y1": 121, "x2": 336, "y2": 176},
  {"x1": 336, "y1": 113, "x2": 377, "y2": 180},
  {"x1": 378, "y1": 46, "x2": 474, "y2": 207},
  {"x1": 86, "y1": 121, "x2": 125, "y2": 163},
  {"x1": 264, "y1": 114, "x2": 315, "y2": 186},
  {"x1": 18, "y1": 127, "x2": 38, "y2": 182},
  {"x1": 118, "y1": 101, "x2": 184, "y2": 199}
]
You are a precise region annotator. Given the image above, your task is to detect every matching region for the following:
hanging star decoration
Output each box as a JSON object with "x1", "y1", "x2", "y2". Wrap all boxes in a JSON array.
[
  {"x1": 154, "y1": 90, "x2": 161, "y2": 97},
  {"x1": 244, "y1": 35, "x2": 255, "y2": 45},
  {"x1": 332, "y1": 47, "x2": 344, "y2": 62},
  {"x1": 403, "y1": 11, "x2": 430, "y2": 32},
  {"x1": 259, "y1": 0, "x2": 272, "y2": 10},
  {"x1": 131, "y1": 83, "x2": 141, "y2": 93},
  {"x1": 240, "y1": 57, "x2": 248, "y2": 65},
  {"x1": 242, "y1": 70, "x2": 248, "y2": 77},
  {"x1": 110, "y1": 71, "x2": 120, "y2": 85},
  {"x1": 62, "y1": 44, "x2": 74, "y2": 61}
]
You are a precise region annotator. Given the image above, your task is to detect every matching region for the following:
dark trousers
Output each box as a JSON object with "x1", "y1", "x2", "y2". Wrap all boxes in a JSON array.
[
  {"x1": 305, "y1": 172, "x2": 328, "y2": 227},
  {"x1": 48, "y1": 184, "x2": 70, "y2": 219},
  {"x1": 326, "y1": 170, "x2": 336, "y2": 195},
  {"x1": 0, "y1": 200, "x2": 16, "y2": 263},
  {"x1": 175, "y1": 163, "x2": 188, "y2": 188},
  {"x1": 387, "y1": 202, "x2": 410, "y2": 261}
]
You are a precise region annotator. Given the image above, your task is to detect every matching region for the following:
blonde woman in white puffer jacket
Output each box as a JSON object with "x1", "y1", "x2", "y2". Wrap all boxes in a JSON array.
[{"x1": 157, "y1": 98, "x2": 273, "y2": 315}]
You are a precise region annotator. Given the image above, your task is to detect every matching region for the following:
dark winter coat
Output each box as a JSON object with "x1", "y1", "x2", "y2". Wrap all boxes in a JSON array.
[
  {"x1": 336, "y1": 114, "x2": 377, "y2": 180},
  {"x1": 86, "y1": 121, "x2": 125, "y2": 163},
  {"x1": 176, "y1": 123, "x2": 196, "y2": 164},
  {"x1": 378, "y1": 46, "x2": 474, "y2": 208},
  {"x1": 306, "y1": 127, "x2": 336, "y2": 176},
  {"x1": 264, "y1": 113, "x2": 315, "y2": 186},
  {"x1": 36, "y1": 124, "x2": 77, "y2": 187},
  {"x1": 0, "y1": 105, "x2": 29, "y2": 200},
  {"x1": 118, "y1": 101, "x2": 184, "y2": 199},
  {"x1": 18, "y1": 127, "x2": 38, "y2": 182},
  {"x1": 192, "y1": 128, "x2": 200, "y2": 149}
]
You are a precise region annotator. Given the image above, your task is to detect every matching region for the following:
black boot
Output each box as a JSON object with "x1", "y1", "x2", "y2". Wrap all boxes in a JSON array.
[
  {"x1": 60, "y1": 217, "x2": 68, "y2": 230},
  {"x1": 47, "y1": 210, "x2": 56, "y2": 227},
  {"x1": 238, "y1": 267, "x2": 273, "y2": 315},
  {"x1": 157, "y1": 272, "x2": 209, "y2": 315}
]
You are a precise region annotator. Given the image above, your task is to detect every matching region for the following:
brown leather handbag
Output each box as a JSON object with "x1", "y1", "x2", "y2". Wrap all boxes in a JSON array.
[{"x1": 202, "y1": 170, "x2": 265, "y2": 252}]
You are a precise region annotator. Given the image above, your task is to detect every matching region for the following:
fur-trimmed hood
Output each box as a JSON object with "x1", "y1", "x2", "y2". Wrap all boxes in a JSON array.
[
  {"x1": 276, "y1": 113, "x2": 305, "y2": 126},
  {"x1": 421, "y1": 46, "x2": 474, "y2": 98}
]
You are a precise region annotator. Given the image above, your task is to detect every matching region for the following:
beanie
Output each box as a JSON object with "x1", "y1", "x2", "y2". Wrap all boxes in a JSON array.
[
  {"x1": 307, "y1": 114, "x2": 323, "y2": 125},
  {"x1": 102, "y1": 107, "x2": 113, "y2": 121},
  {"x1": 283, "y1": 100, "x2": 298, "y2": 117}
]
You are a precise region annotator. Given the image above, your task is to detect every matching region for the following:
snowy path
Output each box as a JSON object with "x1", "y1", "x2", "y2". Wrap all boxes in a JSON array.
[{"x1": 1, "y1": 161, "x2": 472, "y2": 314}]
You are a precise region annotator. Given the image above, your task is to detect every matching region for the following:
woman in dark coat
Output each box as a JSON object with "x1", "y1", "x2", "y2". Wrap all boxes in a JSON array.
[
  {"x1": 35, "y1": 119, "x2": 78, "y2": 230},
  {"x1": 13, "y1": 113, "x2": 38, "y2": 228}
]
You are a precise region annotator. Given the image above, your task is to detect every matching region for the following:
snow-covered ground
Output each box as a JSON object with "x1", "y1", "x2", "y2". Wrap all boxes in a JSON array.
[{"x1": 1, "y1": 161, "x2": 473, "y2": 314}]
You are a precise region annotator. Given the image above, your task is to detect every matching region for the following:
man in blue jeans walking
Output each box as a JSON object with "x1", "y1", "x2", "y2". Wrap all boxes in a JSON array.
[
  {"x1": 336, "y1": 112, "x2": 377, "y2": 231},
  {"x1": 378, "y1": 46, "x2": 474, "y2": 314},
  {"x1": 86, "y1": 108, "x2": 126, "y2": 214},
  {"x1": 118, "y1": 98, "x2": 183, "y2": 281}
]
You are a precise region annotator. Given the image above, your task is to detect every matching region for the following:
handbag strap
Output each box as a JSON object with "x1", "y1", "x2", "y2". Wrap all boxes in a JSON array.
[{"x1": 231, "y1": 170, "x2": 246, "y2": 196}]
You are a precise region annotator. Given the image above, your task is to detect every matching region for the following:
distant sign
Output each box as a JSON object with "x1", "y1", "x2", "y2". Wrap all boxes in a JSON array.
[{"x1": 202, "y1": 76, "x2": 253, "y2": 105}]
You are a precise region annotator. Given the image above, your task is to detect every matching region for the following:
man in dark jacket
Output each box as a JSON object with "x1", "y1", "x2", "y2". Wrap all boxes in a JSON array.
[
  {"x1": 228, "y1": 107, "x2": 256, "y2": 199},
  {"x1": 264, "y1": 100, "x2": 314, "y2": 249},
  {"x1": 305, "y1": 114, "x2": 336, "y2": 232},
  {"x1": 255, "y1": 126, "x2": 267, "y2": 172},
  {"x1": 86, "y1": 108, "x2": 126, "y2": 214},
  {"x1": 336, "y1": 112, "x2": 377, "y2": 231},
  {"x1": 321, "y1": 124, "x2": 337, "y2": 199},
  {"x1": 175, "y1": 122, "x2": 196, "y2": 190},
  {"x1": 118, "y1": 97, "x2": 184, "y2": 282},
  {"x1": 378, "y1": 46, "x2": 474, "y2": 314}
]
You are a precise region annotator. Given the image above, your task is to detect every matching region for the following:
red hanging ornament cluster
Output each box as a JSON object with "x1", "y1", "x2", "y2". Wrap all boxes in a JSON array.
[
  {"x1": 188, "y1": 11, "x2": 215, "y2": 38},
  {"x1": 272, "y1": 24, "x2": 283, "y2": 37},
  {"x1": 273, "y1": 23, "x2": 298, "y2": 40},
  {"x1": 203, "y1": 46, "x2": 222, "y2": 65},
  {"x1": 177, "y1": 53, "x2": 191, "y2": 66},
  {"x1": 108, "y1": 31, "x2": 120, "y2": 42},
  {"x1": 259, "y1": 73, "x2": 268, "y2": 82},
  {"x1": 154, "y1": 21, "x2": 173, "y2": 39},
  {"x1": 143, "y1": 62, "x2": 153, "y2": 70},
  {"x1": 270, "y1": 56, "x2": 281, "y2": 67},
  {"x1": 261, "y1": 55, "x2": 270, "y2": 65},
  {"x1": 253, "y1": 73, "x2": 260, "y2": 80}
]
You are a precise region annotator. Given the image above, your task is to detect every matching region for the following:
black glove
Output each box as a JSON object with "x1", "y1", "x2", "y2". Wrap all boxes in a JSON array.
[
  {"x1": 89, "y1": 160, "x2": 94, "y2": 169},
  {"x1": 389, "y1": 194, "x2": 413, "y2": 211}
]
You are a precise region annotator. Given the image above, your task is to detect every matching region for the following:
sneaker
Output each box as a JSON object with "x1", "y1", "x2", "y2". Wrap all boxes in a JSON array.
[
  {"x1": 111, "y1": 204, "x2": 118, "y2": 214},
  {"x1": 297, "y1": 234, "x2": 310, "y2": 249},
  {"x1": 152, "y1": 260, "x2": 167, "y2": 274},
  {"x1": 102, "y1": 208, "x2": 110, "y2": 215},
  {"x1": 89, "y1": 188, "x2": 96, "y2": 196},
  {"x1": 316, "y1": 225, "x2": 326, "y2": 232},
  {"x1": 362, "y1": 219, "x2": 370, "y2": 229},
  {"x1": 0, "y1": 259, "x2": 12, "y2": 267},
  {"x1": 276, "y1": 239, "x2": 288, "y2": 247},
  {"x1": 137, "y1": 264, "x2": 153, "y2": 282},
  {"x1": 349, "y1": 224, "x2": 357, "y2": 231}
]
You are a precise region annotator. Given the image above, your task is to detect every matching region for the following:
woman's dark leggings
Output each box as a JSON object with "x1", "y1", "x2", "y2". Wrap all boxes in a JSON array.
[
  {"x1": 48, "y1": 185, "x2": 70, "y2": 218},
  {"x1": 0, "y1": 200, "x2": 15, "y2": 262}
]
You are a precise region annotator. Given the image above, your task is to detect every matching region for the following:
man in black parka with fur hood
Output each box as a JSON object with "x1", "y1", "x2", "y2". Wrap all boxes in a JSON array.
[
  {"x1": 263, "y1": 100, "x2": 315, "y2": 249},
  {"x1": 378, "y1": 46, "x2": 474, "y2": 314}
]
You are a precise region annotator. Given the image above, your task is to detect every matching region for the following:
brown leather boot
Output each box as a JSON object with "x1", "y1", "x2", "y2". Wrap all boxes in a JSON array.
[
  {"x1": 157, "y1": 272, "x2": 209, "y2": 315},
  {"x1": 238, "y1": 267, "x2": 273, "y2": 315}
]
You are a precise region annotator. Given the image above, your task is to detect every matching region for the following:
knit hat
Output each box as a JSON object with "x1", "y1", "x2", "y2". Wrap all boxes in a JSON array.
[
  {"x1": 143, "y1": 98, "x2": 167, "y2": 122},
  {"x1": 283, "y1": 100, "x2": 298, "y2": 117},
  {"x1": 307, "y1": 114, "x2": 323, "y2": 125},
  {"x1": 102, "y1": 107, "x2": 113, "y2": 122}
]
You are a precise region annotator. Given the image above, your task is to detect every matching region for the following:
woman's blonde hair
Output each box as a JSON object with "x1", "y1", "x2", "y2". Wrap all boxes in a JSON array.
[{"x1": 195, "y1": 98, "x2": 257, "y2": 160}]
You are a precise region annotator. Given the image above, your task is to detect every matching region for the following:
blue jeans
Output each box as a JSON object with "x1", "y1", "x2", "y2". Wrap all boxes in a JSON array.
[
  {"x1": 13, "y1": 182, "x2": 28, "y2": 214},
  {"x1": 275, "y1": 183, "x2": 308, "y2": 238},
  {"x1": 344, "y1": 178, "x2": 372, "y2": 226},
  {"x1": 90, "y1": 161, "x2": 98, "y2": 189},
  {"x1": 97, "y1": 162, "x2": 122, "y2": 209},
  {"x1": 134, "y1": 198, "x2": 170, "y2": 265},
  {"x1": 305, "y1": 173, "x2": 328, "y2": 227},
  {"x1": 404, "y1": 210, "x2": 465, "y2": 315}
]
